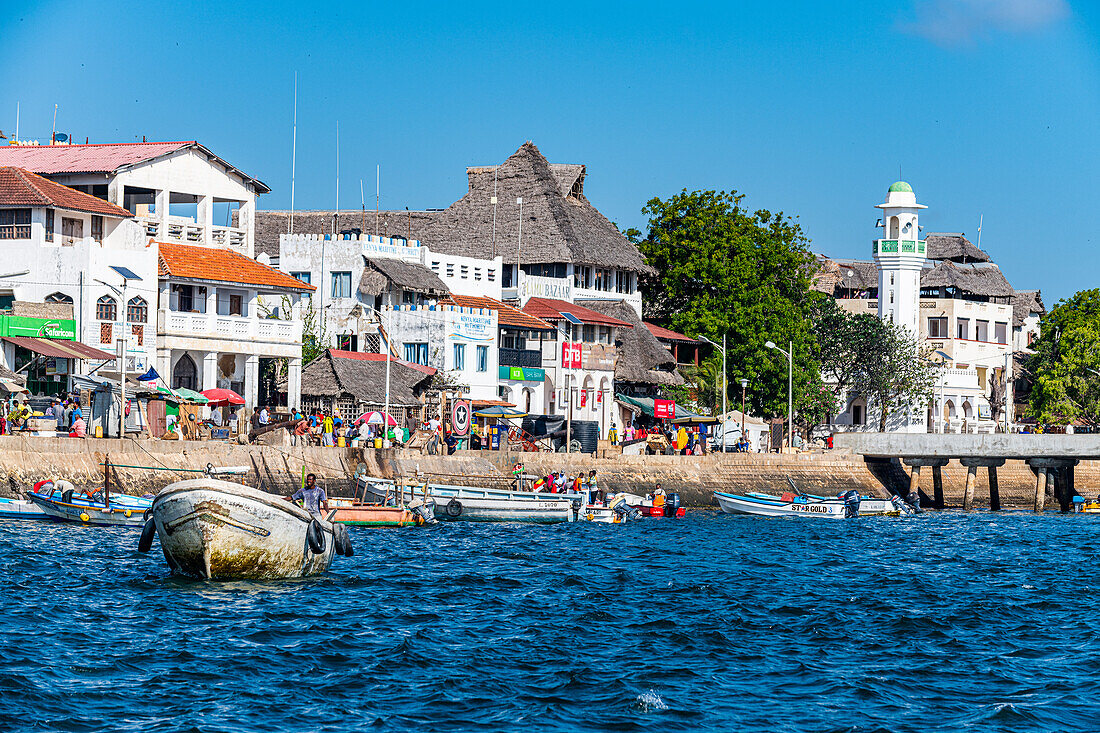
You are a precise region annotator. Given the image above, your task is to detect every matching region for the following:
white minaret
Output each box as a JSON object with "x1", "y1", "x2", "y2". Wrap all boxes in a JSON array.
[{"x1": 873, "y1": 181, "x2": 927, "y2": 338}]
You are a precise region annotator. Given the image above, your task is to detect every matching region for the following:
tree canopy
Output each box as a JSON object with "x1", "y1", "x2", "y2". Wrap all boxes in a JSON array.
[
  {"x1": 639, "y1": 190, "x2": 819, "y2": 419},
  {"x1": 1027, "y1": 289, "x2": 1100, "y2": 425}
]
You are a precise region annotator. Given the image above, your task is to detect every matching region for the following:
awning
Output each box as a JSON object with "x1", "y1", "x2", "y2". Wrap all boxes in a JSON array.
[{"x1": 3, "y1": 336, "x2": 113, "y2": 361}]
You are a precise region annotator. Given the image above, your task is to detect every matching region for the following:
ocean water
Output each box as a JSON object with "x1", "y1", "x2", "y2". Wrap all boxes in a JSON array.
[{"x1": 0, "y1": 511, "x2": 1097, "y2": 732}]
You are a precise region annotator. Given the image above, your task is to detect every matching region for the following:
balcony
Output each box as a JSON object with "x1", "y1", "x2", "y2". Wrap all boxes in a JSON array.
[
  {"x1": 499, "y1": 347, "x2": 541, "y2": 368},
  {"x1": 873, "y1": 239, "x2": 926, "y2": 256},
  {"x1": 160, "y1": 311, "x2": 301, "y2": 344},
  {"x1": 140, "y1": 216, "x2": 247, "y2": 249}
]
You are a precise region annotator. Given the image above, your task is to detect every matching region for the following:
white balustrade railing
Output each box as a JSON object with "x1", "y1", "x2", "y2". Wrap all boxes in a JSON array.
[
  {"x1": 161, "y1": 311, "x2": 301, "y2": 344},
  {"x1": 139, "y1": 216, "x2": 247, "y2": 248}
]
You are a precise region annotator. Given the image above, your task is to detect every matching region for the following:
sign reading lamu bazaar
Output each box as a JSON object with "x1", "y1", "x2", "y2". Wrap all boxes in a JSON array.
[{"x1": 2, "y1": 316, "x2": 77, "y2": 340}]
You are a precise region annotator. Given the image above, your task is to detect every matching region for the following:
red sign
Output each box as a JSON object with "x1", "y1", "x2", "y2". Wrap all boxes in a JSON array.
[
  {"x1": 451, "y1": 400, "x2": 471, "y2": 437},
  {"x1": 654, "y1": 399, "x2": 675, "y2": 420},
  {"x1": 561, "y1": 341, "x2": 582, "y2": 369},
  {"x1": 580, "y1": 389, "x2": 588, "y2": 408}
]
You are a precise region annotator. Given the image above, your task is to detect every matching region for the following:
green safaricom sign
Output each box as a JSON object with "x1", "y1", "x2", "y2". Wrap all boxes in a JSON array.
[{"x1": 3, "y1": 316, "x2": 77, "y2": 340}]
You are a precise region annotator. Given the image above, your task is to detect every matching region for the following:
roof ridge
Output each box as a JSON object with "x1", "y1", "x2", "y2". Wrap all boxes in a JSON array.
[
  {"x1": 4, "y1": 140, "x2": 196, "y2": 148},
  {"x1": 9, "y1": 168, "x2": 50, "y2": 206}
]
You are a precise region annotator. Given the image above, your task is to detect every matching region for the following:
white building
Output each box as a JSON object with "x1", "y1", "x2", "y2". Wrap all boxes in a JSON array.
[
  {"x1": 0, "y1": 141, "x2": 308, "y2": 409},
  {"x1": 820, "y1": 182, "x2": 1023, "y2": 433}
]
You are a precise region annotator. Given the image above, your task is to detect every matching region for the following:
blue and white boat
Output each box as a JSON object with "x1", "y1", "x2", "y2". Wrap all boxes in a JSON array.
[
  {"x1": 715, "y1": 491, "x2": 849, "y2": 519},
  {"x1": 0, "y1": 496, "x2": 48, "y2": 520},
  {"x1": 28, "y1": 480, "x2": 152, "y2": 527}
]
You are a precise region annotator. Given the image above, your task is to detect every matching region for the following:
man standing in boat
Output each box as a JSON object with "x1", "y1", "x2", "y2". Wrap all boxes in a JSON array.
[{"x1": 288, "y1": 473, "x2": 329, "y2": 519}]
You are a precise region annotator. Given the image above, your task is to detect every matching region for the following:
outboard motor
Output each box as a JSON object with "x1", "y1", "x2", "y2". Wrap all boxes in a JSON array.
[
  {"x1": 889, "y1": 494, "x2": 915, "y2": 516},
  {"x1": 610, "y1": 494, "x2": 641, "y2": 522},
  {"x1": 665, "y1": 492, "x2": 682, "y2": 518},
  {"x1": 841, "y1": 490, "x2": 861, "y2": 519},
  {"x1": 407, "y1": 498, "x2": 437, "y2": 525},
  {"x1": 905, "y1": 491, "x2": 922, "y2": 514}
]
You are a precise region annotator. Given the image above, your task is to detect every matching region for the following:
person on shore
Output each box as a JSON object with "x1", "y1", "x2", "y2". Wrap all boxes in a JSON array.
[
  {"x1": 288, "y1": 473, "x2": 328, "y2": 519},
  {"x1": 259, "y1": 406, "x2": 270, "y2": 425},
  {"x1": 321, "y1": 412, "x2": 335, "y2": 446},
  {"x1": 608, "y1": 422, "x2": 618, "y2": 444},
  {"x1": 69, "y1": 413, "x2": 86, "y2": 438},
  {"x1": 292, "y1": 416, "x2": 309, "y2": 446},
  {"x1": 55, "y1": 399, "x2": 67, "y2": 433},
  {"x1": 623, "y1": 423, "x2": 635, "y2": 442},
  {"x1": 676, "y1": 425, "x2": 689, "y2": 454},
  {"x1": 249, "y1": 408, "x2": 262, "y2": 433},
  {"x1": 587, "y1": 470, "x2": 601, "y2": 504}
]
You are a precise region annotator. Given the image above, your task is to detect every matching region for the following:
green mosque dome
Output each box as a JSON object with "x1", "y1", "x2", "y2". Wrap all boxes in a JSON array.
[{"x1": 888, "y1": 181, "x2": 913, "y2": 194}]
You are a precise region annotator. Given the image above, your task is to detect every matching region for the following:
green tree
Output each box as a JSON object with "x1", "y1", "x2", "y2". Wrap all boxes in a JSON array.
[
  {"x1": 639, "y1": 189, "x2": 820, "y2": 420},
  {"x1": 855, "y1": 323, "x2": 939, "y2": 431},
  {"x1": 808, "y1": 296, "x2": 889, "y2": 411},
  {"x1": 1027, "y1": 289, "x2": 1100, "y2": 425}
]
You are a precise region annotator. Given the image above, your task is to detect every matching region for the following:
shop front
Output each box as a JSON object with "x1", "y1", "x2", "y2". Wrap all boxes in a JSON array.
[{"x1": 0, "y1": 315, "x2": 113, "y2": 397}]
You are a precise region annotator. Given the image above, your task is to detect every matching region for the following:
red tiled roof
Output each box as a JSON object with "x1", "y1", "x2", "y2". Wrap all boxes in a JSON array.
[
  {"x1": 522, "y1": 297, "x2": 632, "y2": 328},
  {"x1": 442, "y1": 294, "x2": 554, "y2": 331},
  {"x1": 329, "y1": 349, "x2": 437, "y2": 376},
  {"x1": 0, "y1": 141, "x2": 271, "y2": 194},
  {"x1": 644, "y1": 322, "x2": 700, "y2": 344},
  {"x1": 0, "y1": 167, "x2": 132, "y2": 217},
  {"x1": 158, "y1": 241, "x2": 315, "y2": 292},
  {"x1": 0, "y1": 142, "x2": 193, "y2": 175}
]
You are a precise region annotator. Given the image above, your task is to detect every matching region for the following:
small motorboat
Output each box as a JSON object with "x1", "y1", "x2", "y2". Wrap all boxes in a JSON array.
[
  {"x1": 744, "y1": 491, "x2": 905, "y2": 517},
  {"x1": 359, "y1": 476, "x2": 574, "y2": 523},
  {"x1": 329, "y1": 498, "x2": 427, "y2": 527},
  {"x1": 634, "y1": 491, "x2": 686, "y2": 518},
  {"x1": 0, "y1": 496, "x2": 48, "y2": 520},
  {"x1": 139, "y1": 478, "x2": 352, "y2": 580},
  {"x1": 715, "y1": 491, "x2": 851, "y2": 519},
  {"x1": 581, "y1": 494, "x2": 642, "y2": 524},
  {"x1": 27, "y1": 480, "x2": 152, "y2": 527}
]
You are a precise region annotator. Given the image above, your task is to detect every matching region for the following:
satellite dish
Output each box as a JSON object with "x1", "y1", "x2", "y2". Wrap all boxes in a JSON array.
[{"x1": 54, "y1": 133, "x2": 68, "y2": 142}]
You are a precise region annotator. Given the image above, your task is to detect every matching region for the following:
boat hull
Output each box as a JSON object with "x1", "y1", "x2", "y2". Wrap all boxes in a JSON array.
[
  {"x1": 150, "y1": 479, "x2": 335, "y2": 580},
  {"x1": 358, "y1": 477, "x2": 574, "y2": 523},
  {"x1": 0, "y1": 497, "x2": 48, "y2": 520},
  {"x1": 745, "y1": 492, "x2": 899, "y2": 517},
  {"x1": 330, "y1": 501, "x2": 417, "y2": 527},
  {"x1": 715, "y1": 491, "x2": 848, "y2": 519},
  {"x1": 27, "y1": 492, "x2": 149, "y2": 526}
]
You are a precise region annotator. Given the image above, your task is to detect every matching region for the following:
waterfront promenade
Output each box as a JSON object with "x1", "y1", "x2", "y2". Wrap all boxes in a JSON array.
[{"x1": 0, "y1": 434, "x2": 1096, "y2": 509}]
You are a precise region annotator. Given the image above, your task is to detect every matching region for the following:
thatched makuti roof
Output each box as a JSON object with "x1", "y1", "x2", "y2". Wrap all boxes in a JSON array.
[
  {"x1": 924, "y1": 233, "x2": 991, "y2": 263},
  {"x1": 417, "y1": 142, "x2": 653, "y2": 274},
  {"x1": 920, "y1": 260, "x2": 1014, "y2": 298},
  {"x1": 358, "y1": 257, "x2": 449, "y2": 298},
  {"x1": 295, "y1": 350, "x2": 435, "y2": 408},
  {"x1": 812, "y1": 256, "x2": 878, "y2": 295},
  {"x1": 583, "y1": 299, "x2": 683, "y2": 386},
  {"x1": 1012, "y1": 289, "x2": 1045, "y2": 328},
  {"x1": 253, "y1": 209, "x2": 439, "y2": 258}
]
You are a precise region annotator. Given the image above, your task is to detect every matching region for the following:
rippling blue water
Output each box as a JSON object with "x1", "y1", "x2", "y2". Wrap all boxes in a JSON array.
[{"x1": 1, "y1": 511, "x2": 1097, "y2": 731}]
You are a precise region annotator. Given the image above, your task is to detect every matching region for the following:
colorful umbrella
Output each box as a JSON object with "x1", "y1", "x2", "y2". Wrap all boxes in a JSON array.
[
  {"x1": 201, "y1": 388, "x2": 245, "y2": 406},
  {"x1": 175, "y1": 388, "x2": 209, "y2": 404},
  {"x1": 355, "y1": 411, "x2": 396, "y2": 426},
  {"x1": 473, "y1": 406, "x2": 527, "y2": 419}
]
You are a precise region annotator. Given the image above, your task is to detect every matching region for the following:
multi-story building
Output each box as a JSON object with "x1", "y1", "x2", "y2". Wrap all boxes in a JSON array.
[
  {"x1": 816, "y1": 183, "x2": 1032, "y2": 433},
  {"x1": 0, "y1": 141, "x2": 307, "y2": 409}
]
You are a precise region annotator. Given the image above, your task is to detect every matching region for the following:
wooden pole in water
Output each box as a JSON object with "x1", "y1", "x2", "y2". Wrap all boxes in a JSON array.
[
  {"x1": 908, "y1": 463, "x2": 921, "y2": 500},
  {"x1": 932, "y1": 465, "x2": 944, "y2": 509},
  {"x1": 1034, "y1": 467, "x2": 1047, "y2": 513},
  {"x1": 962, "y1": 464, "x2": 977, "y2": 510},
  {"x1": 988, "y1": 465, "x2": 1000, "y2": 511}
]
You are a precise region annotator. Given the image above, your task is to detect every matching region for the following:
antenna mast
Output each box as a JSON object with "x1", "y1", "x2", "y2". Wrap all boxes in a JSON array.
[
  {"x1": 289, "y1": 72, "x2": 297, "y2": 235},
  {"x1": 334, "y1": 120, "x2": 340, "y2": 236},
  {"x1": 976, "y1": 213, "x2": 983, "y2": 252},
  {"x1": 375, "y1": 164, "x2": 380, "y2": 237},
  {"x1": 360, "y1": 179, "x2": 366, "y2": 233},
  {"x1": 490, "y1": 167, "x2": 499, "y2": 259}
]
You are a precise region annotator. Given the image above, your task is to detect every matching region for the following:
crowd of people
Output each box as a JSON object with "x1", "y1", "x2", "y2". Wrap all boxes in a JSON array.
[{"x1": 0, "y1": 396, "x2": 87, "y2": 437}]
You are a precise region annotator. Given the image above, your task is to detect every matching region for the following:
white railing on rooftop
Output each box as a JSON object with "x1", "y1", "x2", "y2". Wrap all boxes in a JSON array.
[{"x1": 161, "y1": 311, "x2": 300, "y2": 344}]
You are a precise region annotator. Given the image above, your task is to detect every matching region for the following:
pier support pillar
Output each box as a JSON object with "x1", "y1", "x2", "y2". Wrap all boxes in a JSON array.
[
  {"x1": 988, "y1": 465, "x2": 1000, "y2": 512},
  {"x1": 933, "y1": 465, "x2": 944, "y2": 510},
  {"x1": 960, "y1": 458, "x2": 1004, "y2": 511},
  {"x1": 903, "y1": 458, "x2": 948, "y2": 509},
  {"x1": 1034, "y1": 469, "x2": 1047, "y2": 513},
  {"x1": 1028, "y1": 458, "x2": 1079, "y2": 514}
]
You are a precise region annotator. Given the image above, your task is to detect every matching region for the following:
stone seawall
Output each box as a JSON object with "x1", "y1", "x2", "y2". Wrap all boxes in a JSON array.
[{"x1": 0, "y1": 435, "x2": 1089, "y2": 510}]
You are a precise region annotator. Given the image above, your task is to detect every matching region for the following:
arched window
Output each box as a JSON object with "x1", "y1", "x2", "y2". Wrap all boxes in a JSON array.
[
  {"x1": 96, "y1": 295, "x2": 117, "y2": 321},
  {"x1": 45, "y1": 292, "x2": 73, "y2": 304},
  {"x1": 127, "y1": 296, "x2": 148, "y2": 323}
]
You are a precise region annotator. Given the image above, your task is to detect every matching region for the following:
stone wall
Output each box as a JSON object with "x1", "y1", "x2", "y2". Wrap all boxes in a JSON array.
[{"x1": 0, "y1": 435, "x2": 1091, "y2": 509}]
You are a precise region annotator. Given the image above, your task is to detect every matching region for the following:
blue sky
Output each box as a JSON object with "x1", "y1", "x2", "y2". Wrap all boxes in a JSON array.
[{"x1": 1, "y1": 0, "x2": 1097, "y2": 302}]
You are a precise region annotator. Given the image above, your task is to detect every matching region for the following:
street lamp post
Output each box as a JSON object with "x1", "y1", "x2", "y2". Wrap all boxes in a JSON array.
[
  {"x1": 765, "y1": 340, "x2": 793, "y2": 450},
  {"x1": 740, "y1": 378, "x2": 748, "y2": 448},
  {"x1": 700, "y1": 334, "x2": 727, "y2": 452}
]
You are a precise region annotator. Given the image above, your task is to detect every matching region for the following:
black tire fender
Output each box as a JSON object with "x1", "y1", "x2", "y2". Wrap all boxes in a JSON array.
[
  {"x1": 333, "y1": 523, "x2": 353, "y2": 557},
  {"x1": 306, "y1": 519, "x2": 326, "y2": 554},
  {"x1": 445, "y1": 498, "x2": 462, "y2": 517},
  {"x1": 138, "y1": 519, "x2": 156, "y2": 553}
]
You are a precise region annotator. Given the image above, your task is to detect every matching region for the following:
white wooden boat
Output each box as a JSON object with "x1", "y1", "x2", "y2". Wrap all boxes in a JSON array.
[
  {"x1": 0, "y1": 496, "x2": 48, "y2": 520},
  {"x1": 141, "y1": 478, "x2": 350, "y2": 580},
  {"x1": 744, "y1": 491, "x2": 901, "y2": 516},
  {"x1": 359, "y1": 476, "x2": 575, "y2": 523},
  {"x1": 27, "y1": 481, "x2": 152, "y2": 527},
  {"x1": 715, "y1": 491, "x2": 849, "y2": 519},
  {"x1": 580, "y1": 494, "x2": 641, "y2": 524}
]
